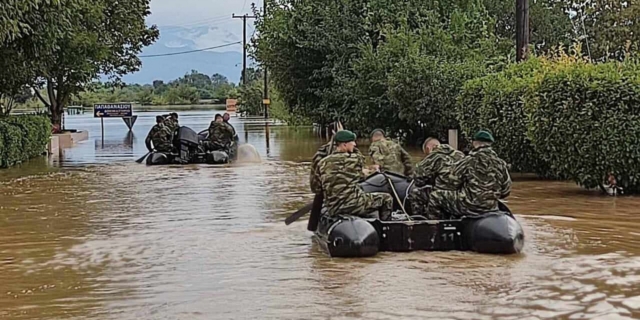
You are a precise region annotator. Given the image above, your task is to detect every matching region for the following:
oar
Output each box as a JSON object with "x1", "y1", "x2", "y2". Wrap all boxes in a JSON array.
[
  {"x1": 135, "y1": 151, "x2": 152, "y2": 163},
  {"x1": 284, "y1": 200, "x2": 314, "y2": 225}
]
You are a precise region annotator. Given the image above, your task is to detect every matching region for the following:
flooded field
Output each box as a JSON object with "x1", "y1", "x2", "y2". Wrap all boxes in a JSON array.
[{"x1": 1, "y1": 111, "x2": 639, "y2": 319}]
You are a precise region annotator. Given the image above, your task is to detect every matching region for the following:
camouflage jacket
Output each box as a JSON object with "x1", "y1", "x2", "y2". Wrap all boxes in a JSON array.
[
  {"x1": 208, "y1": 121, "x2": 235, "y2": 146},
  {"x1": 146, "y1": 123, "x2": 173, "y2": 152},
  {"x1": 368, "y1": 139, "x2": 413, "y2": 176},
  {"x1": 165, "y1": 118, "x2": 179, "y2": 132},
  {"x1": 449, "y1": 146, "x2": 512, "y2": 212},
  {"x1": 309, "y1": 141, "x2": 361, "y2": 193},
  {"x1": 318, "y1": 151, "x2": 367, "y2": 216},
  {"x1": 414, "y1": 144, "x2": 464, "y2": 190}
]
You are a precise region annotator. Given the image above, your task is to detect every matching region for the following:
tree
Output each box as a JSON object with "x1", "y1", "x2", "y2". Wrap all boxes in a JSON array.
[
  {"x1": 13, "y1": 0, "x2": 159, "y2": 127},
  {"x1": 211, "y1": 73, "x2": 229, "y2": 88},
  {"x1": 0, "y1": 87, "x2": 32, "y2": 116}
]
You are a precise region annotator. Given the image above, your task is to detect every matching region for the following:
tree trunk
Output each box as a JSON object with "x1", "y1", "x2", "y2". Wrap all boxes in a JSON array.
[{"x1": 46, "y1": 79, "x2": 64, "y2": 129}]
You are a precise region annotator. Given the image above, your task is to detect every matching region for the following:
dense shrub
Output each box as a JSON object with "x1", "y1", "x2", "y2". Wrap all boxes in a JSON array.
[
  {"x1": 0, "y1": 115, "x2": 51, "y2": 168},
  {"x1": 529, "y1": 61, "x2": 640, "y2": 193},
  {"x1": 457, "y1": 58, "x2": 554, "y2": 175}
]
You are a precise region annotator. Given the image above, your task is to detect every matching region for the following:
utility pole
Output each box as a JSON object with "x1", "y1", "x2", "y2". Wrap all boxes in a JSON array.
[
  {"x1": 263, "y1": 0, "x2": 269, "y2": 119},
  {"x1": 232, "y1": 14, "x2": 256, "y2": 85},
  {"x1": 516, "y1": 0, "x2": 530, "y2": 62}
]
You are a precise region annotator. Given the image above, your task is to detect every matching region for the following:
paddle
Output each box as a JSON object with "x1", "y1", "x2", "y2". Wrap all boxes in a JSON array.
[
  {"x1": 284, "y1": 200, "x2": 314, "y2": 225},
  {"x1": 135, "y1": 151, "x2": 152, "y2": 163},
  {"x1": 306, "y1": 192, "x2": 324, "y2": 231}
]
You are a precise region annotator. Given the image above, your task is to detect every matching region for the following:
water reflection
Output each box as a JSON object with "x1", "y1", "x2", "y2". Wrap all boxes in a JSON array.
[{"x1": 0, "y1": 111, "x2": 639, "y2": 319}]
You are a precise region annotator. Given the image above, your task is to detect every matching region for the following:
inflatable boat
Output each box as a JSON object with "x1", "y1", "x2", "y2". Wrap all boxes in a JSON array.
[
  {"x1": 312, "y1": 172, "x2": 525, "y2": 257},
  {"x1": 146, "y1": 126, "x2": 231, "y2": 165}
]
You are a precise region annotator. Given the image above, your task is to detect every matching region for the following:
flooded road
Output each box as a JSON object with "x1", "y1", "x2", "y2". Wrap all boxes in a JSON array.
[{"x1": 1, "y1": 111, "x2": 639, "y2": 319}]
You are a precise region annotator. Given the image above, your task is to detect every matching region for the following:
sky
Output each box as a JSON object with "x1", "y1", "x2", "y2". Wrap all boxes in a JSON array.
[{"x1": 146, "y1": 0, "x2": 262, "y2": 52}]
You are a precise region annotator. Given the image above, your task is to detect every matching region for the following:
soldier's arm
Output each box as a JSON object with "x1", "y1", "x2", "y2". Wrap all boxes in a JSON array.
[
  {"x1": 400, "y1": 146, "x2": 414, "y2": 176},
  {"x1": 369, "y1": 144, "x2": 385, "y2": 166},
  {"x1": 309, "y1": 153, "x2": 323, "y2": 193},
  {"x1": 145, "y1": 129, "x2": 154, "y2": 151},
  {"x1": 414, "y1": 155, "x2": 439, "y2": 186}
]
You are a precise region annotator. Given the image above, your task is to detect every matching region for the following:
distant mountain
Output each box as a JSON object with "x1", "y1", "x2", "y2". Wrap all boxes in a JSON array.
[{"x1": 109, "y1": 25, "x2": 256, "y2": 85}]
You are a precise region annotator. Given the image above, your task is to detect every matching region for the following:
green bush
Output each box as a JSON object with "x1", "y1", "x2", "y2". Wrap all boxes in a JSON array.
[
  {"x1": 0, "y1": 115, "x2": 51, "y2": 168},
  {"x1": 529, "y1": 61, "x2": 640, "y2": 193},
  {"x1": 457, "y1": 58, "x2": 555, "y2": 176}
]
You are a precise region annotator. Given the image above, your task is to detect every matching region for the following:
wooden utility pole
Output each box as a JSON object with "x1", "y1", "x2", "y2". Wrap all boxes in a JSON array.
[
  {"x1": 516, "y1": 0, "x2": 530, "y2": 62},
  {"x1": 232, "y1": 14, "x2": 256, "y2": 85},
  {"x1": 263, "y1": 0, "x2": 269, "y2": 119}
]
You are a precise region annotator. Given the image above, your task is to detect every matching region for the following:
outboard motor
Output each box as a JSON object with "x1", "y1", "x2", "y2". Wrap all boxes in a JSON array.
[{"x1": 174, "y1": 126, "x2": 200, "y2": 164}]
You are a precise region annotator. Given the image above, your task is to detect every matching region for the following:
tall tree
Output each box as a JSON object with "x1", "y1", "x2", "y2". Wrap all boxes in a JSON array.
[{"x1": 12, "y1": 0, "x2": 159, "y2": 127}]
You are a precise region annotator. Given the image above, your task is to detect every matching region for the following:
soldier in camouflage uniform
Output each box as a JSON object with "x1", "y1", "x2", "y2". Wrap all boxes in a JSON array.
[
  {"x1": 427, "y1": 130, "x2": 511, "y2": 219},
  {"x1": 368, "y1": 129, "x2": 413, "y2": 176},
  {"x1": 165, "y1": 113, "x2": 179, "y2": 132},
  {"x1": 318, "y1": 130, "x2": 393, "y2": 220},
  {"x1": 206, "y1": 114, "x2": 235, "y2": 152},
  {"x1": 408, "y1": 138, "x2": 464, "y2": 218},
  {"x1": 145, "y1": 116, "x2": 173, "y2": 152}
]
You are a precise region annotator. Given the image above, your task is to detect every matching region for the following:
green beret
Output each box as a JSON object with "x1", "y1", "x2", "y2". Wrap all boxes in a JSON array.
[
  {"x1": 334, "y1": 130, "x2": 357, "y2": 143},
  {"x1": 473, "y1": 130, "x2": 494, "y2": 143},
  {"x1": 370, "y1": 128, "x2": 385, "y2": 138}
]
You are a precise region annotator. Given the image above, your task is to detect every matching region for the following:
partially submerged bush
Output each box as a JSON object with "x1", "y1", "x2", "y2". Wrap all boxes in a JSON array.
[{"x1": 0, "y1": 115, "x2": 51, "y2": 168}]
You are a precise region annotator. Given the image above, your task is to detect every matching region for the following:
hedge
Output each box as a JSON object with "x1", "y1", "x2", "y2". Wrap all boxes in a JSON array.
[
  {"x1": 457, "y1": 58, "x2": 555, "y2": 176},
  {"x1": 529, "y1": 61, "x2": 640, "y2": 193},
  {"x1": 0, "y1": 115, "x2": 51, "y2": 168}
]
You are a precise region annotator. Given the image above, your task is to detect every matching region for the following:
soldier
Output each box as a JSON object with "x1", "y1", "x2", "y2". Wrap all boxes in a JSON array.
[
  {"x1": 368, "y1": 129, "x2": 413, "y2": 176},
  {"x1": 168, "y1": 113, "x2": 179, "y2": 131},
  {"x1": 408, "y1": 138, "x2": 464, "y2": 218},
  {"x1": 145, "y1": 116, "x2": 173, "y2": 152},
  {"x1": 427, "y1": 130, "x2": 511, "y2": 219},
  {"x1": 222, "y1": 112, "x2": 238, "y2": 139},
  {"x1": 206, "y1": 114, "x2": 235, "y2": 152},
  {"x1": 318, "y1": 130, "x2": 393, "y2": 220}
]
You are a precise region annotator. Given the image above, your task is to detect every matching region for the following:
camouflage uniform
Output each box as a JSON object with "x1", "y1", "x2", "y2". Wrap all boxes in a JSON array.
[
  {"x1": 309, "y1": 141, "x2": 362, "y2": 194},
  {"x1": 318, "y1": 151, "x2": 393, "y2": 219},
  {"x1": 207, "y1": 121, "x2": 235, "y2": 151},
  {"x1": 408, "y1": 144, "x2": 464, "y2": 218},
  {"x1": 368, "y1": 139, "x2": 413, "y2": 176},
  {"x1": 146, "y1": 123, "x2": 173, "y2": 152},
  {"x1": 427, "y1": 146, "x2": 511, "y2": 219},
  {"x1": 165, "y1": 118, "x2": 179, "y2": 132}
]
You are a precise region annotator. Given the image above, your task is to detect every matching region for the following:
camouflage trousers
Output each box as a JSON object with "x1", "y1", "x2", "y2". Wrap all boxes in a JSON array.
[
  {"x1": 331, "y1": 192, "x2": 393, "y2": 220},
  {"x1": 407, "y1": 187, "x2": 439, "y2": 220},
  {"x1": 426, "y1": 190, "x2": 464, "y2": 219},
  {"x1": 153, "y1": 140, "x2": 173, "y2": 153},
  {"x1": 427, "y1": 190, "x2": 500, "y2": 219}
]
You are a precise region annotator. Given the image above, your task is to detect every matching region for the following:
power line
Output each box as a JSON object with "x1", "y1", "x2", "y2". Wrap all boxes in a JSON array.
[{"x1": 139, "y1": 42, "x2": 242, "y2": 58}]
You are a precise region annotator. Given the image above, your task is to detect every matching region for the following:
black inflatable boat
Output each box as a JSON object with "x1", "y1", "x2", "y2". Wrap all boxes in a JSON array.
[
  {"x1": 313, "y1": 172, "x2": 525, "y2": 257},
  {"x1": 146, "y1": 126, "x2": 231, "y2": 165}
]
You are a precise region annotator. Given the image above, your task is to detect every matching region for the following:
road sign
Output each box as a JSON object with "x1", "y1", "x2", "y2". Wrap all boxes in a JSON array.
[
  {"x1": 94, "y1": 103, "x2": 133, "y2": 118},
  {"x1": 263, "y1": 98, "x2": 271, "y2": 105},
  {"x1": 122, "y1": 116, "x2": 138, "y2": 131}
]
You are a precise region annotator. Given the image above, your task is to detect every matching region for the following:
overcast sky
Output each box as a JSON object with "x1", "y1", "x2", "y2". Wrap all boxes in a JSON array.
[{"x1": 148, "y1": 0, "x2": 262, "y2": 27}]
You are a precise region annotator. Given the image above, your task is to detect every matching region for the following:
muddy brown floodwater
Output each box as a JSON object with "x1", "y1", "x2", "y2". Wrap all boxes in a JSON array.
[{"x1": 1, "y1": 111, "x2": 639, "y2": 319}]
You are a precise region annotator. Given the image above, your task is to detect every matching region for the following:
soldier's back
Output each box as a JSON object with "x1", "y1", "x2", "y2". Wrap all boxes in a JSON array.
[
  {"x1": 369, "y1": 140, "x2": 405, "y2": 174},
  {"x1": 318, "y1": 152, "x2": 366, "y2": 215},
  {"x1": 459, "y1": 146, "x2": 511, "y2": 212},
  {"x1": 416, "y1": 144, "x2": 464, "y2": 190}
]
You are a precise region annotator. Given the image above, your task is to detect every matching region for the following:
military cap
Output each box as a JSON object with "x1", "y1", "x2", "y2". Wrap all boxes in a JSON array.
[
  {"x1": 334, "y1": 130, "x2": 357, "y2": 142},
  {"x1": 473, "y1": 130, "x2": 495, "y2": 143}
]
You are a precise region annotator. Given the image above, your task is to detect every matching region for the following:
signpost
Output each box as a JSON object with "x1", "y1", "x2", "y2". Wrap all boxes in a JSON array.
[{"x1": 93, "y1": 103, "x2": 137, "y2": 146}]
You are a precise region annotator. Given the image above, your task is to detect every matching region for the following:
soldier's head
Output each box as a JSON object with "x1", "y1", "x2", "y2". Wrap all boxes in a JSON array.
[
  {"x1": 422, "y1": 137, "x2": 440, "y2": 155},
  {"x1": 155, "y1": 116, "x2": 164, "y2": 124},
  {"x1": 170, "y1": 112, "x2": 178, "y2": 120},
  {"x1": 472, "y1": 130, "x2": 494, "y2": 148},
  {"x1": 334, "y1": 130, "x2": 357, "y2": 152},
  {"x1": 223, "y1": 113, "x2": 230, "y2": 122},
  {"x1": 370, "y1": 129, "x2": 386, "y2": 142},
  {"x1": 214, "y1": 114, "x2": 223, "y2": 123}
]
